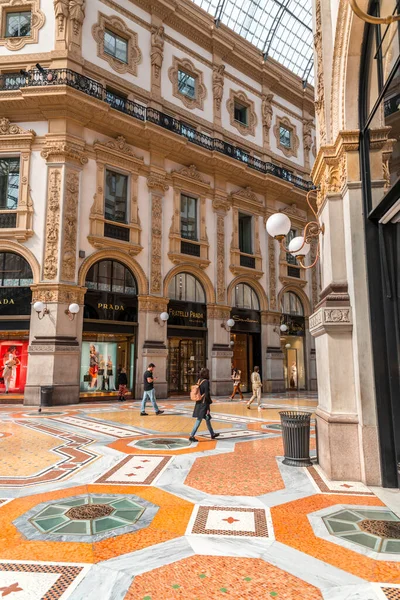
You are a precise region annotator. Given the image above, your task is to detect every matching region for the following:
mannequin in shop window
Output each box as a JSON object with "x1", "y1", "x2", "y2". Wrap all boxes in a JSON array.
[
  {"x1": 290, "y1": 361, "x2": 297, "y2": 389},
  {"x1": 89, "y1": 345, "x2": 99, "y2": 389},
  {"x1": 2, "y1": 347, "x2": 20, "y2": 394},
  {"x1": 107, "y1": 355, "x2": 116, "y2": 391},
  {"x1": 97, "y1": 354, "x2": 105, "y2": 391}
]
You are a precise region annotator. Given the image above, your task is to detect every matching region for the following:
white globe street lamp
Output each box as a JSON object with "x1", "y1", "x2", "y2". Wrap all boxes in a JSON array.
[
  {"x1": 33, "y1": 301, "x2": 50, "y2": 320},
  {"x1": 265, "y1": 190, "x2": 324, "y2": 269},
  {"x1": 65, "y1": 303, "x2": 80, "y2": 321}
]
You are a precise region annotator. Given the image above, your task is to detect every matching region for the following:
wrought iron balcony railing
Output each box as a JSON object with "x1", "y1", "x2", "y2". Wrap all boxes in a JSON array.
[{"x1": 0, "y1": 68, "x2": 313, "y2": 191}]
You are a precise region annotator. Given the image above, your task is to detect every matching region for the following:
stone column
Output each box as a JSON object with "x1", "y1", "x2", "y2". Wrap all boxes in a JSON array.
[
  {"x1": 208, "y1": 305, "x2": 233, "y2": 396},
  {"x1": 209, "y1": 189, "x2": 233, "y2": 396},
  {"x1": 310, "y1": 130, "x2": 388, "y2": 484},
  {"x1": 24, "y1": 137, "x2": 87, "y2": 406},
  {"x1": 136, "y1": 296, "x2": 168, "y2": 400}
]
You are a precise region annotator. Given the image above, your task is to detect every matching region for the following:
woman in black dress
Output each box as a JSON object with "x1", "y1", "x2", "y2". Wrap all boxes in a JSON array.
[{"x1": 189, "y1": 368, "x2": 220, "y2": 442}]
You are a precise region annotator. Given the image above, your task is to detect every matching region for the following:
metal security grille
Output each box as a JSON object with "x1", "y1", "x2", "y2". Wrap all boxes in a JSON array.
[
  {"x1": 240, "y1": 254, "x2": 256, "y2": 269},
  {"x1": 181, "y1": 240, "x2": 201, "y2": 257},
  {"x1": 104, "y1": 223, "x2": 130, "y2": 242}
]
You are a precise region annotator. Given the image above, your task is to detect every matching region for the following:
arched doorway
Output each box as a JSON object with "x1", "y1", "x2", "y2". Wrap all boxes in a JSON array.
[
  {"x1": 0, "y1": 252, "x2": 33, "y2": 395},
  {"x1": 230, "y1": 282, "x2": 262, "y2": 392},
  {"x1": 166, "y1": 272, "x2": 207, "y2": 395},
  {"x1": 280, "y1": 291, "x2": 306, "y2": 390},
  {"x1": 81, "y1": 259, "x2": 138, "y2": 397}
]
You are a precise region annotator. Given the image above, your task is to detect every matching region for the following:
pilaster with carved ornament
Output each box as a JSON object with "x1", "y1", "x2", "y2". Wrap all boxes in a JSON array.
[{"x1": 147, "y1": 172, "x2": 169, "y2": 295}]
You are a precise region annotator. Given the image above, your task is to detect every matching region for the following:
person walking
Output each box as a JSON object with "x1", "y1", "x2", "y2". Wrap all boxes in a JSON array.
[
  {"x1": 140, "y1": 363, "x2": 164, "y2": 415},
  {"x1": 247, "y1": 366, "x2": 262, "y2": 409},
  {"x1": 230, "y1": 366, "x2": 243, "y2": 400},
  {"x1": 117, "y1": 367, "x2": 128, "y2": 402},
  {"x1": 189, "y1": 368, "x2": 220, "y2": 442}
]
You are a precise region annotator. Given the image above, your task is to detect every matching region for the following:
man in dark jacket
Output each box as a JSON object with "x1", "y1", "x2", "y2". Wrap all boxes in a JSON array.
[{"x1": 189, "y1": 368, "x2": 220, "y2": 442}]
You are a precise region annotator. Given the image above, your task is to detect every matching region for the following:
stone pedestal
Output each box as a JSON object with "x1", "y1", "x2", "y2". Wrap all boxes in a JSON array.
[{"x1": 24, "y1": 290, "x2": 84, "y2": 406}]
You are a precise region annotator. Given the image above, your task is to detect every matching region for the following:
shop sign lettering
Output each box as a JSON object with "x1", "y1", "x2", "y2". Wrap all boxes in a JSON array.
[
  {"x1": 230, "y1": 309, "x2": 261, "y2": 333},
  {"x1": 0, "y1": 298, "x2": 15, "y2": 305},
  {"x1": 97, "y1": 303, "x2": 124, "y2": 311},
  {"x1": 167, "y1": 301, "x2": 207, "y2": 328}
]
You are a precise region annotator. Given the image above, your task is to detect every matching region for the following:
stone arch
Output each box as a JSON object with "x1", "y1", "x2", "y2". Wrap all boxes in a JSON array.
[
  {"x1": 330, "y1": 0, "x2": 369, "y2": 138},
  {"x1": 227, "y1": 276, "x2": 268, "y2": 312},
  {"x1": 78, "y1": 250, "x2": 148, "y2": 295},
  {"x1": 0, "y1": 241, "x2": 40, "y2": 284},
  {"x1": 163, "y1": 264, "x2": 216, "y2": 304},
  {"x1": 277, "y1": 285, "x2": 311, "y2": 317}
]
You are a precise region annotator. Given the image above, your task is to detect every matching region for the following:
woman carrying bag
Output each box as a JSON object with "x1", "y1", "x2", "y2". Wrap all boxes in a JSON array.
[{"x1": 189, "y1": 368, "x2": 220, "y2": 442}]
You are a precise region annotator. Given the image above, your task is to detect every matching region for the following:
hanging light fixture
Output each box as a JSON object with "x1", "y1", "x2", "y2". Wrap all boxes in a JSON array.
[{"x1": 266, "y1": 190, "x2": 324, "y2": 270}]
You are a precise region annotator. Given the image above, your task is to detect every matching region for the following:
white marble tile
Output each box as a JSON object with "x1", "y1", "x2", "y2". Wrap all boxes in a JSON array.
[
  {"x1": 322, "y1": 583, "x2": 382, "y2": 600},
  {"x1": 67, "y1": 566, "x2": 132, "y2": 600}
]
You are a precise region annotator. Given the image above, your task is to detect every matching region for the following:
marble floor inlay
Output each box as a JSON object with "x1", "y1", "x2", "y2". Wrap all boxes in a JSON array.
[{"x1": 0, "y1": 396, "x2": 399, "y2": 599}]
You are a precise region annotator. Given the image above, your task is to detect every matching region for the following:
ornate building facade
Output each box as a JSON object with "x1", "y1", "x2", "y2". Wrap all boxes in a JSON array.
[{"x1": 0, "y1": 0, "x2": 317, "y2": 403}]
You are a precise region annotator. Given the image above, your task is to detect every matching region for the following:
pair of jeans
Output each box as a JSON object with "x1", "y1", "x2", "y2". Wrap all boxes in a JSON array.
[
  {"x1": 141, "y1": 388, "x2": 159, "y2": 413},
  {"x1": 190, "y1": 414, "x2": 215, "y2": 437}
]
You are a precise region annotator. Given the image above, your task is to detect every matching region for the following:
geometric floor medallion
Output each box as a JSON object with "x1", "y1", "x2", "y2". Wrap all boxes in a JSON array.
[
  {"x1": 323, "y1": 508, "x2": 400, "y2": 554},
  {"x1": 131, "y1": 438, "x2": 191, "y2": 450},
  {"x1": 187, "y1": 505, "x2": 272, "y2": 538},
  {"x1": 14, "y1": 493, "x2": 159, "y2": 543}
]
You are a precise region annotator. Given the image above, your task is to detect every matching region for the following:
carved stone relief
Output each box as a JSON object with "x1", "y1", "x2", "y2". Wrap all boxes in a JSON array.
[
  {"x1": 212, "y1": 64, "x2": 225, "y2": 116},
  {"x1": 61, "y1": 170, "x2": 79, "y2": 281},
  {"x1": 314, "y1": 0, "x2": 326, "y2": 145},
  {"x1": 268, "y1": 235, "x2": 277, "y2": 310},
  {"x1": 150, "y1": 195, "x2": 163, "y2": 294},
  {"x1": 262, "y1": 93, "x2": 273, "y2": 147},
  {"x1": 151, "y1": 25, "x2": 164, "y2": 81},
  {"x1": 216, "y1": 214, "x2": 225, "y2": 303},
  {"x1": 43, "y1": 169, "x2": 62, "y2": 280}
]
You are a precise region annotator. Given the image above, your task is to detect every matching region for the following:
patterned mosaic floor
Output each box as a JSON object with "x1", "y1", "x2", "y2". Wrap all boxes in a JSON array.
[{"x1": 0, "y1": 396, "x2": 398, "y2": 599}]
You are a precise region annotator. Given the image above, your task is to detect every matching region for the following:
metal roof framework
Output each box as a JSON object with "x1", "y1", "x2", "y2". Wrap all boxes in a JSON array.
[{"x1": 192, "y1": 0, "x2": 314, "y2": 84}]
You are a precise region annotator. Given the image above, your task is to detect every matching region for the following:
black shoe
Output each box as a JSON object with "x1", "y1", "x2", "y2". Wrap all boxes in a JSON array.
[
  {"x1": 211, "y1": 433, "x2": 220, "y2": 439},
  {"x1": 140, "y1": 411, "x2": 148, "y2": 416},
  {"x1": 155, "y1": 410, "x2": 164, "y2": 415},
  {"x1": 189, "y1": 436, "x2": 198, "y2": 442}
]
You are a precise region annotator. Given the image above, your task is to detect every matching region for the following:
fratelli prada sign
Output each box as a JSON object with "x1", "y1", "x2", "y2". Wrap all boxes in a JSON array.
[
  {"x1": 84, "y1": 290, "x2": 137, "y2": 322},
  {"x1": 230, "y1": 308, "x2": 261, "y2": 332},
  {"x1": 0, "y1": 287, "x2": 32, "y2": 316},
  {"x1": 168, "y1": 301, "x2": 207, "y2": 328}
]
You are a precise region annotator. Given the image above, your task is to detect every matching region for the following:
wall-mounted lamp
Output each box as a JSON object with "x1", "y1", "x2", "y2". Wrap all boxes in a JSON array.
[
  {"x1": 221, "y1": 318, "x2": 235, "y2": 332},
  {"x1": 285, "y1": 343, "x2": 291, "y2": 349},
  {"x1": 33, "y1": 301, "x2": 50, "y2": 320},
  {"x1": 65, "y1": 303, "x2": 80, "y2": 321},
  {"x1": 266, "y1": 190, "x2": 324, "y2": 270},
  {"x1": 348, "y1": 0, "x2": 400, "y2": 24},
  {"x1": 274, "y1": 323, "x2": 288, "y2": 334},
  {"x1": 154, "y1": 312, "x2": 169, "y2": 326}
]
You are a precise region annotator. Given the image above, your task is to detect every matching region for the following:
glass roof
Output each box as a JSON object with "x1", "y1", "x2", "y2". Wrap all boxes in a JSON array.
[{"x1": 192, "y1": 0, "x2": 314, "y2": 84}]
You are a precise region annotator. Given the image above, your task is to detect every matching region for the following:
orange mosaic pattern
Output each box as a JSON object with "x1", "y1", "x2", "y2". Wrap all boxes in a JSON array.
[
  {"x1": 272, "y1": 494, "x2": 400, "y2": 583},
  {"x1": 85, "y1": 410, "x2": 233, "y2": 432},
  {"x1": 0, "y1": 422, "x2": 65, "y2": 476},
  {"x1": 185, "y1": 437, "x2": 285, "y2": 495},
  {"x1": 0, "y1": 484, "x2": 193, "y2": 564},
  {"x1": 126, "y1": 555, "x2": 323, "y2": 599}
]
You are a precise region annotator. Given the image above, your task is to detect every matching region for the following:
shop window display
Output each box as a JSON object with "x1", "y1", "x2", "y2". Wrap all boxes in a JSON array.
[
  {"x1": 0, "y1": 341, "x2": 28, "y2": 393},
  {"x1": 80, "y1": 341, "x2": 118, "y2": 392}
]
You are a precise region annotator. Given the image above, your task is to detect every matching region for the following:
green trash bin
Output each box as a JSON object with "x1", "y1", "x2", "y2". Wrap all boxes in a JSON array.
[{"x1": 279, "y1": 411, "x2": 312, "y2": 467}]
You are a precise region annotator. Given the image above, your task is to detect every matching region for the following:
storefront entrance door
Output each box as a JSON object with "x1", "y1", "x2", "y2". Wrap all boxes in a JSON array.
[{"x1": 168, "y1": 338, "x2": 205, "y2": 395}]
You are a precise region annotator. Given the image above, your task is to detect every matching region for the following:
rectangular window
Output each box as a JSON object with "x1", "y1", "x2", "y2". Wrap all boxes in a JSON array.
[
  {"x1": 104, "y1": 29, "x2": 128, "y2": 63},
  {"x1": 180, "y1": 194, "x2": 197, "y2": 240},
  {"x1": 5, "y1": 11, "x2": 31, "y2": 37},
  {"x1": 234, "y1": 102, "x2": 248, "y2": 125},
  {"x1": 286, "y1": 228, "x2": 297, "y2": 265},
  {"x1": 279, "y1": 125, "x2": 291, "y2": 148},
  {"x1": 178, "y1": 70, "x2": 196, "y2": 99},
  {"x1": 0, "y1": 158, "x2": 20, "y2": 210},
  {"x1": 104, "y1": 169, "x2": 128, "y2": 224},
  {"x1": 239, "y1": 213, "x2": 252, "y2": 254}
]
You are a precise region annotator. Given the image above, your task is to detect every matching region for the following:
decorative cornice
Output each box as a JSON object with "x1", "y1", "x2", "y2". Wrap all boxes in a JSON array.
[
  {"x1": 41, "y1": 139, "x2": 88, "y2": 165},
  {"x1": 147, "y1": 173, "x2": 169, "y2": 192},
  {"x1": 309, "y1": 306, "x2": 352, "y2": 337}
]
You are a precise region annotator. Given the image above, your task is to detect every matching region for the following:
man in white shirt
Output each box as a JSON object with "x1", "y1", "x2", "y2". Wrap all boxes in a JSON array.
[{"x1": 247, "y1": 366, "x2": 262, "y2": 409}]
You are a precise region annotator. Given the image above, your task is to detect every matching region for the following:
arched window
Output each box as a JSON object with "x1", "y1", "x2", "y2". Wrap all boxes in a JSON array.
[
  {"x1": 233, "y1": 283, "x2": 260, "y2": 310},
  {"x1": 168, "y1": 273, "x2": 205, "y2": 303},
  {"x1": 0, "y1": 252, "x2": 33, "y2": 287},
  {"x1": 281, "y1": 291, "x2": 303, "y2": 316},
  {"x1": 85, "y1": 260, "x2": 137, "y2": 295}
]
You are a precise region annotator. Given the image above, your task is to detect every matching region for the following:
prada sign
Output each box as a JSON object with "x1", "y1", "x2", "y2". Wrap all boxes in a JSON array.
[
  {"x1": 230, "y1": 308, "x2": 261, "y2": 333},
  {"x1": 168, "y1": 301, "x2": 207, "y2": 328},
  {"x1": 0, "y1": 287, "x2": 32, "y2": 316},
  {"x1": 84, "y1": 290, "x2": 137, "y2": 322}
]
